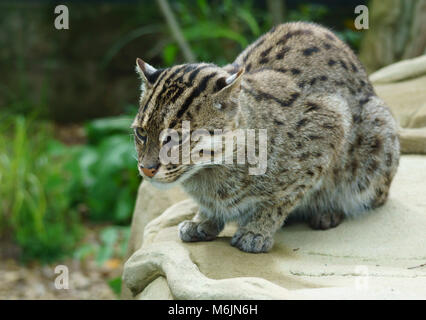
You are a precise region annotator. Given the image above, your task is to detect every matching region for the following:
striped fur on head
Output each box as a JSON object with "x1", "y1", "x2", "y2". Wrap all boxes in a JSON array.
[{"x1": 133, "y1": 59, "x2": 243, "y2": 186}]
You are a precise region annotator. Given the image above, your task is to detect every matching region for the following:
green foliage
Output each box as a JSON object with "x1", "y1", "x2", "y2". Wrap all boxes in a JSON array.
[
  {"x1": 73, "y1": 226, "x2": 130, "y2": 265},
  {"x1": 162, "y1": 1, "x2": 362, "y2": 66},
  {"x1": 69, "y1": 116, "x2": 139, "y2": 224},
  {"x1": 0, "y1": 114, "x2": 139, "y2": 262},
  {"x1": 73, "y1": 225, "x2": 130, "y2": 297},
  {"x1": 336, "y1": 29, "x2": 363, "y2": 51},
  {"x1": 163, "y1": 43, "x2": 179, "y2": 66},
  {"x1": 0, "y1": 116, "x2": 81, "y2": 262},
  {"x1": 85, "y1": 116, "x2": 135, "y2": 145},
  {"x1": 167, "y1": 0, "x2": 268, "y2": 66},
  {"x1": 108, "y1": 277, "x2": 122, "y2": 297},
  {"x1": 287, "y1": 3, "x2": 329, "y2": 22}
]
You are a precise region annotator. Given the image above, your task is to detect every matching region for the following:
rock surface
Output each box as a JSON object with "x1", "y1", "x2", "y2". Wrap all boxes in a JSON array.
[
  {"x1": 122, "y1": 57, "x2": 426, "y2": 299},
  {"x1": 123, "y1": 156, "x2": 426, "y2": 299},
  {"x1": 121, "y1": 181, "x2": 187, "y2": 299},
  {"x1": 371, "y1": 55, "x2": 426, "y2": 154}
]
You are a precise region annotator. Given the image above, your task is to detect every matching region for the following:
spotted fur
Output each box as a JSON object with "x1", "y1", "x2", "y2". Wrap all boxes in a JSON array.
[{"x1": 133, "y1": 22, "x2": 400, "y2": 253}]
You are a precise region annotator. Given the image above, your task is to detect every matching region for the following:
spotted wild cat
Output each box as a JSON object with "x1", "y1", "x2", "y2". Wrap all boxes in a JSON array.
[{"x1": 132, "y1": 22, "x2": 400, "y2": 253}]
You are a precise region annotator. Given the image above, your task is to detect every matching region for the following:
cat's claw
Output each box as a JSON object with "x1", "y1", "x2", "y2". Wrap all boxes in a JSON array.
[{"x1": 231, "y1": 230, "x2": 273, "y2": 253}]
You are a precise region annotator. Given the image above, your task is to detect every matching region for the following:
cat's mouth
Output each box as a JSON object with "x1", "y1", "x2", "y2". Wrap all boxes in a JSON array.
[{"x1": 139, "y1": 164, "x2": 197, "y2": 189}]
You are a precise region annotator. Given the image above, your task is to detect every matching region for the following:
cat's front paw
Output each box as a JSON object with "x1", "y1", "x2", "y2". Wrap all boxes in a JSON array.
[
  {"x1": 230, "y1": 229, "x2": 273, "y2": 253},
  {"x1": 178, "y1": 220, "x2": 220, "y2": 242}
]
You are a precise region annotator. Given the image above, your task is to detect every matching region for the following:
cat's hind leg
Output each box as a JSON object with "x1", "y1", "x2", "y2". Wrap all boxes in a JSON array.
[
  {"x1": 308, "y1": 211, "x2": 344, "y2": 230},
  {"x1": 287, "y1": 204, "x2": 345, "y2": 230},
  {"x1": 287, "y1": 178, "x2": 349, "y2": 230}
]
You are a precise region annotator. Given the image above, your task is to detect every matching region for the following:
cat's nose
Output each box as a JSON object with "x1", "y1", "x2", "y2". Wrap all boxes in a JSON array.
[{"x1": 141, "y1": 164, "x2": 159, "y2": 178}]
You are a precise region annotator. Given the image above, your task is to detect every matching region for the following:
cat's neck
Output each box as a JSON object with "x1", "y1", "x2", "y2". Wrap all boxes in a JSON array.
[{"x1": 182, "y1": 166, "x2": 221, "y2": 195}]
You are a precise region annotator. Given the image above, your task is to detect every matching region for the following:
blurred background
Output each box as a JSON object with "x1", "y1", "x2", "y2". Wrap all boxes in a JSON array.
[{"x1": 1, "y1": 0, "x2": 425, "y2": 299}]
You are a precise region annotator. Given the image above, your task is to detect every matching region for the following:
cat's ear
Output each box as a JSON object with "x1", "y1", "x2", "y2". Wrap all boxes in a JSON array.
[
  {"x1": 212, "y1": 69, "x2": 244, "y2": 112},
  {"x1": 216, "y1": 68, "x2": 244, "y2": 98},
  {"x1": 135, "y1": 58, "x2": 157, "y2": 87}
]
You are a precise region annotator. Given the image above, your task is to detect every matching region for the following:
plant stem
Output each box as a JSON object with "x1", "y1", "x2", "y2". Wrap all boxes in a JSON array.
[{"x1": 156, "y1": 0, "x2": 196, "y2": 63}]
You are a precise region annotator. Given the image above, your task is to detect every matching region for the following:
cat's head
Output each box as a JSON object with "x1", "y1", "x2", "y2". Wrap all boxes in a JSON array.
[{"x1": 132, "y1": 58, "x2": 244, "y2": 188}]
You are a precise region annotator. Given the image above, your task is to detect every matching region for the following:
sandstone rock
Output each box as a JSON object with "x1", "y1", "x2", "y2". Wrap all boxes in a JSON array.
[
  {"x1": 125, "y1": 180, "x2": 188, "y2": 257},
  {"x1": 121, "y1": 181, "x2": 188, "y2": 299},
  {"x1": 122, "y1": 58, "x2": 426, "y2": 299},
  {"x1": 370, "y1": 55, "x2": 426, "y2": 84},
  {"x1": 371, "y1": 55, "x2": 426, "y2": 154},
  {"x1": 123, "y1": 156, "x2": 426, "y2": 299}
]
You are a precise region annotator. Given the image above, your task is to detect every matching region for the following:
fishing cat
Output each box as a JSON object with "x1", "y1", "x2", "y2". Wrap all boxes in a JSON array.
[{"x1": 132, "y1": 22, "x2": 400, "y2": 253}]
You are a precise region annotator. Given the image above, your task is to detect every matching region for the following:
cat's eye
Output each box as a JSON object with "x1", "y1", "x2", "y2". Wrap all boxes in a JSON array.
[{"x1": 135, "y1": 127, "x2": 147, "y2": 142}]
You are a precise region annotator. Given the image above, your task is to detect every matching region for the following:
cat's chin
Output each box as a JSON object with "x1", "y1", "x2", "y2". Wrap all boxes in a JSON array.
[
  {"x1": 149, "y1": 179, "x2": 178, "y2": 190},
  {"x1": 148, "y1": 166, "x2": 203, "y2": 190}
]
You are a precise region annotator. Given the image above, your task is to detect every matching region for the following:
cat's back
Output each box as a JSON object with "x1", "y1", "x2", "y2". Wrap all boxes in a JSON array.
[{"x1": 230, "y1": 22, "x2": 373, "y2": 98}]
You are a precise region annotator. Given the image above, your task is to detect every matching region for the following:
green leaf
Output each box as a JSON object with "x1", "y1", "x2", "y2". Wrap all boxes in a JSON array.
[
  {"x1": 85, "y1": 116, "x2": 133, "y2": 145},
  {"x1": 237, "y1": 9, "x2": 260, "y2": 36},
  {"x1": 96, "y1": 227, "x2": 119, "y2": 265},
  {"x1": 73, "y1": 243, "x2": 97, "y2": 260},
  {"x1": 183, "y1": 22, "x2": 248, "y2": 47},
  {"x1": 108, "y1": 277, "x2": 122, "y2": 296},
  {"x1": 163, "y1": 43, "x2": 179, "y2": 66}
]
